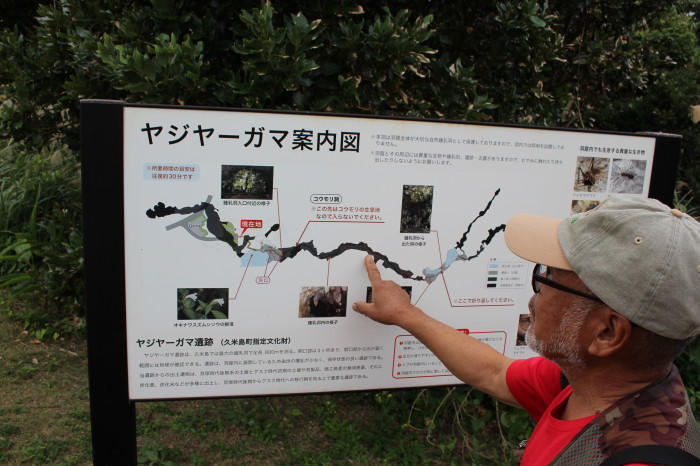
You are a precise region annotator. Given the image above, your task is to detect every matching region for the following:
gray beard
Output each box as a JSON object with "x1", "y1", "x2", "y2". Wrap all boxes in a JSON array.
[{"x1": 525, "y1": 299, "x2": 593, "y2": 367}]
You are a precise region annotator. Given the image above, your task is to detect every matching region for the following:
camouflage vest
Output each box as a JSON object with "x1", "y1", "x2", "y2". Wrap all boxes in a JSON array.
[{"x1": 551, "y1": 365, "x2": 700, "y2": 465}]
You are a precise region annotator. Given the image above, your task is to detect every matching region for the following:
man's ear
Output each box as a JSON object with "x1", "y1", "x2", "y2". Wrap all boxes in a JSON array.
[{"x1": 586, "y1": 309, "x2": 632, "y2": 357}]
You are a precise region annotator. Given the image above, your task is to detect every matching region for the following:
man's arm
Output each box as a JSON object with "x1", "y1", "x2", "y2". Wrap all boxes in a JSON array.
[{"x1": 352, "y1": 255, "x2": 520, "y2": 408}]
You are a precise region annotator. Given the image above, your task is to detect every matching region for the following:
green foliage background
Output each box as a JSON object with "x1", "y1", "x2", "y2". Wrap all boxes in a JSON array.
[{"x1": 0, "y1": 0, "x2": 698, "y2": 461}]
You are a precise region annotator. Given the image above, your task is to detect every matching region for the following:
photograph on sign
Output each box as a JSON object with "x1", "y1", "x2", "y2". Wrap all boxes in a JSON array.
[{"x1": 123, "y1": 106, "x2": 656, "y2": 399}]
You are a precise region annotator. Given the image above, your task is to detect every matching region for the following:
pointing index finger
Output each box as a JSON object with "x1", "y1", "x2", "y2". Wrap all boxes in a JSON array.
[{"x1": 364, "y1": 255, "x2": 382, "y2": 284}]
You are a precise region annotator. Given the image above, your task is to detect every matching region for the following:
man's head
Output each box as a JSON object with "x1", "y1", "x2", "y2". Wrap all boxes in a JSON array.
[{"x1": 505, "y1": 195, "x2": 700, "y2": 367}]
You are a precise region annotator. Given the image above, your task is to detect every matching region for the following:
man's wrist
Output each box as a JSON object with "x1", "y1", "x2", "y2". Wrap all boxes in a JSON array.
[{"x1": 396, "y1": 304, "x2": 427, "y2": 332}]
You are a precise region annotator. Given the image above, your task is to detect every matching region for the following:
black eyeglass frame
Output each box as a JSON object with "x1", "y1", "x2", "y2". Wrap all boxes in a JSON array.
[{"x1": 531, "y1": 264, "x2": 604, "y2": 304}]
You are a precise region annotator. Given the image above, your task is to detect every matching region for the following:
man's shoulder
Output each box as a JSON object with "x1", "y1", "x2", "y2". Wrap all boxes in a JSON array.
[
  {"x1": 552, "y1": 367, "x2": 700, "y2": 464},
  {"x1": 595, "y1": 366, "x2": 700, "y2": 456}
]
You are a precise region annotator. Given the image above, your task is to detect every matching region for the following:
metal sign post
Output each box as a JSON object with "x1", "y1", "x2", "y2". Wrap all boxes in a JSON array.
[{"x1": 82, "y1": 100, "x2": 136, "y2": 465}]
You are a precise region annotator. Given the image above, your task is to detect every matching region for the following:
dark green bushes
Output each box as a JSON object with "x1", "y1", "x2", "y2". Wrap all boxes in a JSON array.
[
  {"x1": 2, "y1": 1, "x2": 697, "y2": 143},
  {"x1": 0, "y1": 140, "x2": 84, "y2": 338}
]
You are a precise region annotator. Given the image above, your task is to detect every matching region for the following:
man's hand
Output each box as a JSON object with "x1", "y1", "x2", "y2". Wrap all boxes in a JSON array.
[
  {"x1": 352, "y1": 255, "x2": 422, "y2": 326},
  {"x1": 352, "y1": 255, "x2": 518, "y2": 407}
]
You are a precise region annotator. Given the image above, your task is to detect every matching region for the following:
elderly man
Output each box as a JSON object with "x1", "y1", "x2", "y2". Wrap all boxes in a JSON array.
[{"x1": 352, "y1": 196, "x2": 700, "y2": 465}]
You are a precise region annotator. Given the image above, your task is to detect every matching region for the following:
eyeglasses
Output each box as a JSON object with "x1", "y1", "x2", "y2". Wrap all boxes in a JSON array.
[{"x1": 531, "y1": 264, "x2": 603, "y2": 303}]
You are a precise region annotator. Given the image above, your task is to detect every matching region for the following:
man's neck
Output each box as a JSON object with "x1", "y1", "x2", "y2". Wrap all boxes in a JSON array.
[{"x1": 557, "y1": 362, "x2": 671, "y2": 421}]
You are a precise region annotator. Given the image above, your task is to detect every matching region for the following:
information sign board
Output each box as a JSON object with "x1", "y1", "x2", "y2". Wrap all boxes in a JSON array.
[{"x1": 118, "y1": 105, "x2": 669, "y2": 400}]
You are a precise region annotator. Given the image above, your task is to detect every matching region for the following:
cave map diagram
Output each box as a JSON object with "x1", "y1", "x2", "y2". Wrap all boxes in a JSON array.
[
  {"x1": 120, "y1": 105, "x2": 660, "y2": 398},
  {"x1": 145, "y1": 188, "x2": 506, "y2": 304}
]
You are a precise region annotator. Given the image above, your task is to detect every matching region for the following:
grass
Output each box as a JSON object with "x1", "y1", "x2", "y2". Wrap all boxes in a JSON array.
[
  {"x1": 0, "y1": 302, "x2": 527, "y2": 465},
  {"x1": 0, "y1": 301, "x2": 92, "y2": 465}
]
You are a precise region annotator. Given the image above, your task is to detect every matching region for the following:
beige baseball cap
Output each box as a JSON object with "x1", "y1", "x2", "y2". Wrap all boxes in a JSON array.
[{"x1": 504, "y1": 195, "x2": 700, "y2": 340}]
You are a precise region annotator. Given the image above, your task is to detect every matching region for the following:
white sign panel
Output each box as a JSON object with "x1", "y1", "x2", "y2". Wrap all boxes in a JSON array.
[{"x1": 123, "y1": 106, "x2": 655, "y2": 399}]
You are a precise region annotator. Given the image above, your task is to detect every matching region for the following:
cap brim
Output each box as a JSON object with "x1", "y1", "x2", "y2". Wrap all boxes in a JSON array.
[{"x1": 505, "y1": 213, "x2": 572, "y2": 270}]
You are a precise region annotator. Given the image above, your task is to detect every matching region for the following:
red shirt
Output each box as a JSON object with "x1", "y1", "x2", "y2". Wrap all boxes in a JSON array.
[{"x1": 507, "y1": 357, "x2": 596, "y2": 465}]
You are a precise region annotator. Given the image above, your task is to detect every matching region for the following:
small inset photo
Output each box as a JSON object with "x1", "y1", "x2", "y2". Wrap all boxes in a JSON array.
[
  {"x1": 609, "y1": 159, "x2": 646, "y2": 194},
  {"x1": 299, "y1": 286, "x2": 348, "y2": 318},
  {"x1": 400, "y1": 185, "x2": 434, "y2": 233},
  {"x1": 516, "y1": 313, "x2": 531, "y2": 346},
  {"x1": 366, "y1": 286, "x2": 412, "y2": 303},
  {"x1": 221, "y1": 165, "x2": 274, "y2": 200},
  {"x1": 570, "y1": 199, "x2": 601, "y2": 214},
  {"x1": 177, "y1": 288, "x2": 229, "y2": 320},
  {"x1": 573, "y1": 157, "x2": 609, "y2": 192}
]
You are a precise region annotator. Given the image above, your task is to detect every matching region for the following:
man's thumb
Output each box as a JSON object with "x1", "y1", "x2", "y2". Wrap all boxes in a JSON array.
[{"x1": 352, "y1": 301, "x2": 372, "y2": 316}]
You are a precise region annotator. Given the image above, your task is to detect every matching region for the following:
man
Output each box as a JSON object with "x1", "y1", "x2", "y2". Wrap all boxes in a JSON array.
[{"x1": 352, "y1": 195, "x2": 700, "y2": 465}]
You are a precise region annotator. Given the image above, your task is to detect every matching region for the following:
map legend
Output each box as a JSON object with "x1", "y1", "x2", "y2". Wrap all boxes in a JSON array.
[{"x1": 485, "y1": 261, "x2": 529, "y2": 289}]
